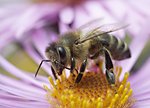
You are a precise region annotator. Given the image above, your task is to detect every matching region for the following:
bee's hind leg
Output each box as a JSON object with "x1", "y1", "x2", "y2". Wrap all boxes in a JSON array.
[
  {"x1": 75, "y1": 59, "x2": 87, "y2": 83},
  {"x1": 103, "y1": 48, "x2": 115, "y2": 85}
]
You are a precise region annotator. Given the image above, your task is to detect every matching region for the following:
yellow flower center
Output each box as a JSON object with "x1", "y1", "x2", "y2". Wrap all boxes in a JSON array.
[{"x1": 44, "y1": 66, "x2": 135, "y2": 108}]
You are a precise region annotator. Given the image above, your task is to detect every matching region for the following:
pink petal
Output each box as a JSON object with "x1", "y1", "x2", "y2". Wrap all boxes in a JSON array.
[
  {"x1": 0, "y1": 74, "x2": 45, "y2": 95},
  {"x1": 59, "y1": 7, "x2": 74, "y2": 24},
  {"x1": 59, "y1": 22, "x2": 70, "y2": 33},
  {"x1": 0, "y1": 56, "x2": 43, "y2": 87},
  {"x1": 129, "y1": 58, "x2": 150, "y2": 93},
  {"x1": 0, "y1": 99, "x2": 49, "y2": 108},
  {"x1": 24, "y1": 42, "x2": 53, "y2": 80},
  {"x1": 118, "y1": 20, "x2": 150, "y2": 79},
  {"x1": 2, "y1": 3, "x2": 63, "y2": 39}
]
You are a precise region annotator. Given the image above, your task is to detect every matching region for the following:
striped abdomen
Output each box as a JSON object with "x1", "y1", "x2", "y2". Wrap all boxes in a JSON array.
[{"x1": 99, "y1": 34, "x2": 131, "y2": 60}]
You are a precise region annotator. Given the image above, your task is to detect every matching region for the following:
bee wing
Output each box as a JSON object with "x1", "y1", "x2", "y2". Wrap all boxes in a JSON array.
[
  {"x1": 78, "y1": 18, "x2": 104, "y2": 30},
  {"x1": 76, "y1": 22, "x2": 128, "y2": 44},
  {"x1": 76, "y1": 18, "x2": 104, "y2": 38}
]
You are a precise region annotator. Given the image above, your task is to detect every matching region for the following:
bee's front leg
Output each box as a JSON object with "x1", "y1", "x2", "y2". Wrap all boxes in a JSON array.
[
  {"x1": 51, "y1": 66, "x2": 58, "y2": 80},
  {"x1": 70, "y1": 57, "x2": 75, "y2": 73},
  {"x1": 70, "y1": 57, "x2": 78, "y2": 78},
  {"x1": 75, "y1": 59, "x2": 87, "y2": 83},
  {"x1": 103, "y1": 48, "x2": 115, "y2": 85}
]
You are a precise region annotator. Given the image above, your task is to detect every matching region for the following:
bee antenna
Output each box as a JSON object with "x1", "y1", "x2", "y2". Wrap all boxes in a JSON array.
[{"x1": 35, "y1": 60, "x2": 51, "y2": 77}]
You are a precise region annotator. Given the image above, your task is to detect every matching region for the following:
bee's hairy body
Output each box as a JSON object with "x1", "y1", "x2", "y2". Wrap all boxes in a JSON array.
[
  {"x1": 51, "y1": 31, "x2": 131, "y2": 64},
  {"x1": 37, "y1": 20, "x2": 131, "y2": 84}
]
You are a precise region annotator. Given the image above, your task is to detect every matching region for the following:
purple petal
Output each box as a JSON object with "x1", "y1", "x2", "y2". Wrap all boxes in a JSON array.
[
  {"x1": 134, "y1": 91, "x2": 150, "y2": 102},
  {"x1": 31, "y1": 30, "x2": 51, "y2": 57},
  {"x1": 24, "y1": 42, "x2": 53, "y2": 79},
  {"x1": 0, "y1": 74, "x2": 45, "y2": 95},
  {"x1": 0, "y1": 84, "x2": 45, "y2": 102},
  {"x1": 84, "y1": 1, "x2": 115, "y2": 22},
  {"x1": 59, "y1": 7, "x2": 74, "y2": 24},
  {"x1": 0, "y1": 3, "x2": 63, "y2": 40},
  {"x1": 129, "y1": 58, "x2": 150, "y2": 93},
  {"x1": 0, "y1": 56, "x2": 44, "y2": 87},
  {"x1": 118, "y1": 20, "x2": 150, "y2": 79},
  {"x1": 133, "y1": 99, "x2": 150, "y2": 108},
  {"x1": 13, "y1": 3, "x2": 62, "y2": 39},
  {"x1": 73, "y1": 4, "x2": 96, "y2": 28},
  {"x1": 73, "y1": 1, "x2": 126, "y2": 39},
  {"x1": 126, "y1": 0, "x2": 150, "y2": 17},
  {"x1": 59, "y1": 22, "x2": 70, "y2": 33},
  {"x1": 98, "y1": 0, "x2": 150, "y2": 37},
  {"x1": 27, "y1": 73, "x2": 49, "y2": 84},
  {"x1": 0, "y1": 99, "x2": 49, "y2": 108}
]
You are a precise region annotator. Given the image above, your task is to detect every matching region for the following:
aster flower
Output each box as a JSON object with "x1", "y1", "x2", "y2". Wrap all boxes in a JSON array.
[{"x1": 0, "y1": 0, "x2": 150, "y2": 108}]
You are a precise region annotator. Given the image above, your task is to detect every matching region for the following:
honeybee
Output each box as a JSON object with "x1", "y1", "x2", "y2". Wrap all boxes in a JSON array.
[{"x1": 35, "y1": 19, "x2": 131, "y2": 85}]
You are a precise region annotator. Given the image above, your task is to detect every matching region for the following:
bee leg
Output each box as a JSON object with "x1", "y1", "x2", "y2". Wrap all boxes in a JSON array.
[
  {"x1": 51, "y1": 66, "x2": 58, "y2": 80},
  {"x1": 70, "y1": 57, "x2": 75, "y2": 73},
  {"x1": 104, "y1": 49, "x2": 115, "y2": 85},
  {"x1": 70, "y1": 57, "x2": 77, "y2": 76},
  {"x1": 75, "y1": 59, "x2": 87, "y2": 83},
  {"x1": 89, "y1": 51, "x2": 100, "y2": 59}
]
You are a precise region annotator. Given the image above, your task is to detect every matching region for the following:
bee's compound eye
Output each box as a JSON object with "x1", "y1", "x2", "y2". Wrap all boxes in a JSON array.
[{"x1": 57, "y1": 46, "x2": 66, "y2": 59}]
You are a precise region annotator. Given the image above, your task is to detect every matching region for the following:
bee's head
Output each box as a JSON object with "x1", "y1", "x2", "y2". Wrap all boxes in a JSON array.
[{"x1": 45, "y1": 43, "x2": 67, "y2": 75}]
